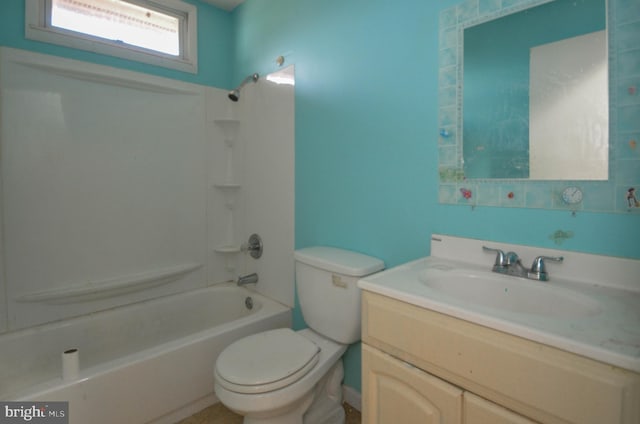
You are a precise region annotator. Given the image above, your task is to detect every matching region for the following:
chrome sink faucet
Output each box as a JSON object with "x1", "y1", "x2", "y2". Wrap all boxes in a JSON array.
[{"x1": 483, "y1": 246, "x2": 563, "y2": 281}]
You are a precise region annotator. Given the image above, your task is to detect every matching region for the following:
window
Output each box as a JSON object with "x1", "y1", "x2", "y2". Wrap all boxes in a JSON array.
[{"x1": 26, "y1": 0, "x2": 198, "y2": 73}]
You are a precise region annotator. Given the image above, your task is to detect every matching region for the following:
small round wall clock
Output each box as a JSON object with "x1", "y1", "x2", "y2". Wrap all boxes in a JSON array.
[{"x1": 561, "y1": 186, "x2": 583, "y2": 205}]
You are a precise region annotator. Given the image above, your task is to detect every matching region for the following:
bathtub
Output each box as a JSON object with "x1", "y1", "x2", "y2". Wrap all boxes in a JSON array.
[{"x1": 1, "y1": 284, "x2": 291, "y2": 424}]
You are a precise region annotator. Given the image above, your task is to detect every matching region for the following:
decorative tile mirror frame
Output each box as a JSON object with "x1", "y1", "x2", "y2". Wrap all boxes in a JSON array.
[{"x1": 437, "y1": 0, "x2": 640, "y2": 213}]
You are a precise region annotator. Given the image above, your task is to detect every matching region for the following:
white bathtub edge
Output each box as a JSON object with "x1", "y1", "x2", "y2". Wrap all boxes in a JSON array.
[{"x1": 10, "y1": 285, "x2": 291, "y2": 424}]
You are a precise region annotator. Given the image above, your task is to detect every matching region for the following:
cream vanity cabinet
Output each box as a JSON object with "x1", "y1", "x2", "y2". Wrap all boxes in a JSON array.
[
  {"x1": 361, "y1": 291, "x2": 640, "y2": 424},
  {"x1": 362, "y1": 344, "x2": 535, "y2": 423}
]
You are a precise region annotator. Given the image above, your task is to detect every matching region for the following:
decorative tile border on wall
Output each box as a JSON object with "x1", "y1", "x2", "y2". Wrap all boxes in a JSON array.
[{"x1": 437, "y1": 0, "x2": 640, "y2": 213}]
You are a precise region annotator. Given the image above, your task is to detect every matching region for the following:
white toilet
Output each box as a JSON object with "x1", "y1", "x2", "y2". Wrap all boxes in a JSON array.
[{"x1": 214, "y1": 246, "x2": 384, "y2": 424}]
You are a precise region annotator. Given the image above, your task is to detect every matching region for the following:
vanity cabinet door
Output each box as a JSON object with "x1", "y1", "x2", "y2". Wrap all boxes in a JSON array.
[
  {"x1": 362, "y1": 344, "x2": 463, "y2": 424},
  {"x1": 463, "y1": 392, "x2": 537, "y2": 424}
]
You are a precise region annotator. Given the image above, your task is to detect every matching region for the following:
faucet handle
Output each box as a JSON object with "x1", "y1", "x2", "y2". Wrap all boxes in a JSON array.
[
  {"x1": 530, "y1": 255, "x2": 564, "y2": 281},
  {"x1": 241, "y1": 233, "x2": 263, "y2": 259},
  {"x1": 482, "y1": 246, "x2": 507, "y2": 267}
]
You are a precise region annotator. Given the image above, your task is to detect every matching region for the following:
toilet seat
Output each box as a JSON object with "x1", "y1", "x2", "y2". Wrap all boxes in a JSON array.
[{"x1": 215, "y1": 328, "x2": 320, "y2": 394}]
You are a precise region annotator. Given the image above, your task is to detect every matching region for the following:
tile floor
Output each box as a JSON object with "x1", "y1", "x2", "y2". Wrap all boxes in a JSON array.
[{"x1": 177, "y1": 401, "x2": 361, "y2": 424}]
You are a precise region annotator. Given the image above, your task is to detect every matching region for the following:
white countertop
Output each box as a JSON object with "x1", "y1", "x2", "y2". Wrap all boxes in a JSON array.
[{"x1": 358, "y1": 235, "x2": 640, "y2": 373}]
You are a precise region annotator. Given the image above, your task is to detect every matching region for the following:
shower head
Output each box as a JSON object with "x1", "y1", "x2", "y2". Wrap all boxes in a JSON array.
[
  {"x1": 228, "y1": 73, "x2": 259, "y2": 102},
  {"x1": 228, "y1": 89, "x2": 240, "y2": 102}
]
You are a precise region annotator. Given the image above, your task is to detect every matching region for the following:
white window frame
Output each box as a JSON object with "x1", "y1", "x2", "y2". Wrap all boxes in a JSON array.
[{"x1": 25, "y1": 0, "x2": 198, "y2": 74}]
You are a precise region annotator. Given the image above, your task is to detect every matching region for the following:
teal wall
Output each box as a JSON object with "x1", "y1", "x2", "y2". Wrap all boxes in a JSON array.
[
  {"x1": 0, "y1": 0, "x2": 233, "y2": 87},
  {"x1": 233, "y1": 0, "x2": 640, "y2": 392}
]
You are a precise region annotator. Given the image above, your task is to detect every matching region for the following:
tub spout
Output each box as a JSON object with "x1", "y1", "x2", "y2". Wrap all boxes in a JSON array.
[{"x1": 237, "y1": 273, "x2": 258, "y2": 286}]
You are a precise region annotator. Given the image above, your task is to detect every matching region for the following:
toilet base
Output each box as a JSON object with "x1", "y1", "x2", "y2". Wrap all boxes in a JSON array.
[
  {"x1": 243, "y1": 390, "x2": 314, "y2": 424},
  {"x1": 303, "y1": 359, "x2": 345, "y2": 424},
  {"x1": 239, "y1": 360, "x2": 345, "y2": 424},
  {"x1": 303, "y1": 395, "x2": 345, "y2": 424}
]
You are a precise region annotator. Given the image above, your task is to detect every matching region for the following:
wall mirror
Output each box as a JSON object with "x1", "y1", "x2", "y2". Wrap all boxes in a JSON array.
[
  {"x1": 464, "y1": 0, "x2": 607, "y2": 180},
  {"x1": 438, "y1": 0, "x2": 640, "y2": 213}
]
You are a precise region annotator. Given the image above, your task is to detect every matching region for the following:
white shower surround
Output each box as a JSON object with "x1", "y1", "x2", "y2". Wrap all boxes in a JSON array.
[{"x1": 0, "y1": 47, "x2": 294, "y2": 333}]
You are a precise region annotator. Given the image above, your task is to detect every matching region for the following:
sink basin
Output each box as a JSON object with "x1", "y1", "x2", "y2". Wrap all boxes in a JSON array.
[
  {"x1": 419, "y1": 265, "x2": 602, "y2": 319},
  {"x1": 357, "y1": 235, "x2": 640, "y2": 372}
]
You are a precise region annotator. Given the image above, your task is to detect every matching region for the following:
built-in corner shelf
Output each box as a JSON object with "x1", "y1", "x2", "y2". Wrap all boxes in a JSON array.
[
  {"x1": 214, "y1": 119, "x2": 240, "y2": 142},
  {"x1": 214, "y1": 245, "x2": 241, "y2": 254},
  {"x1": 213, "y1": 118, "x2": 239, "y2": 125},
  {"x1": 214, "y1": 183, "x2": 241, "y2": 191},
  {"x1": 212, "y1": 119, "x2": 241, "y2": 264}
]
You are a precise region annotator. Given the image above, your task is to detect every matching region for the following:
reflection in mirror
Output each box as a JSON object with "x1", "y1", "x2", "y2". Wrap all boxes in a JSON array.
[
  {"x1": 462, "y1": 0, "x2": 607, "y2": 180},
  {"x1": 529, "y1": 30, "x2": 608, "y2": 179}
]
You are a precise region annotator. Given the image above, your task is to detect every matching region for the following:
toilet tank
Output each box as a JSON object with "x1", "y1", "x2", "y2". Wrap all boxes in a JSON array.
[{"x1": 294, "y1": 247, "x2": 384, "y2": 344}]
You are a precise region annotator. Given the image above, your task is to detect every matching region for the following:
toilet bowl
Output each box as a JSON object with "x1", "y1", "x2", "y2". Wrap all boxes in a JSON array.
[
  {"x1": 214, "y1": 329, "x2": 346, "y2": 424},
  {"x1": 213, "y1": 247, "x2": 384, "y2": 424}
]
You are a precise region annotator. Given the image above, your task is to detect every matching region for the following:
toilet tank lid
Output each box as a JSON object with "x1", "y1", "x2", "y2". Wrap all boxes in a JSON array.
[{"x1": 294, "y1": 246, "x2": 384, "y2": 277}]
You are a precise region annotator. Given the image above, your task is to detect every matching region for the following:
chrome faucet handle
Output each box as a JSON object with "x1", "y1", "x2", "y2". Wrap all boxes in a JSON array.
[
  {"x1": 529, "y1": 255, "x2": 564, "y2": 281},
  {"x1": 482, "y1": 246, "x2": 507, "y2": 267},
  {"x1": 241, "y1": 233, "x2": 263, "y2": 259}
]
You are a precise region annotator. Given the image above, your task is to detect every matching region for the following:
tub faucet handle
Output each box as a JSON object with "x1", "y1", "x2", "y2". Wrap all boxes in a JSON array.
[{"x1": 241, "y1": 233, "x2": 263, "y2": 259}]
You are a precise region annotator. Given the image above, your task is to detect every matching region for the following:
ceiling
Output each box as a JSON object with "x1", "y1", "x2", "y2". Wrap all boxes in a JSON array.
[{"x1": 200, "y1": 0, "x2": 245, "y2": 11}]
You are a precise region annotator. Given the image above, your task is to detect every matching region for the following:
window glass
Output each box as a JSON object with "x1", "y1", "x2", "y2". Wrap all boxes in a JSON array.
[
  {"x1": 51, "y1": 0, "x2": 181, "y2": 56},
  {"x1": 25, "y1": 0, "x2": 197, "y2": 73}
]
